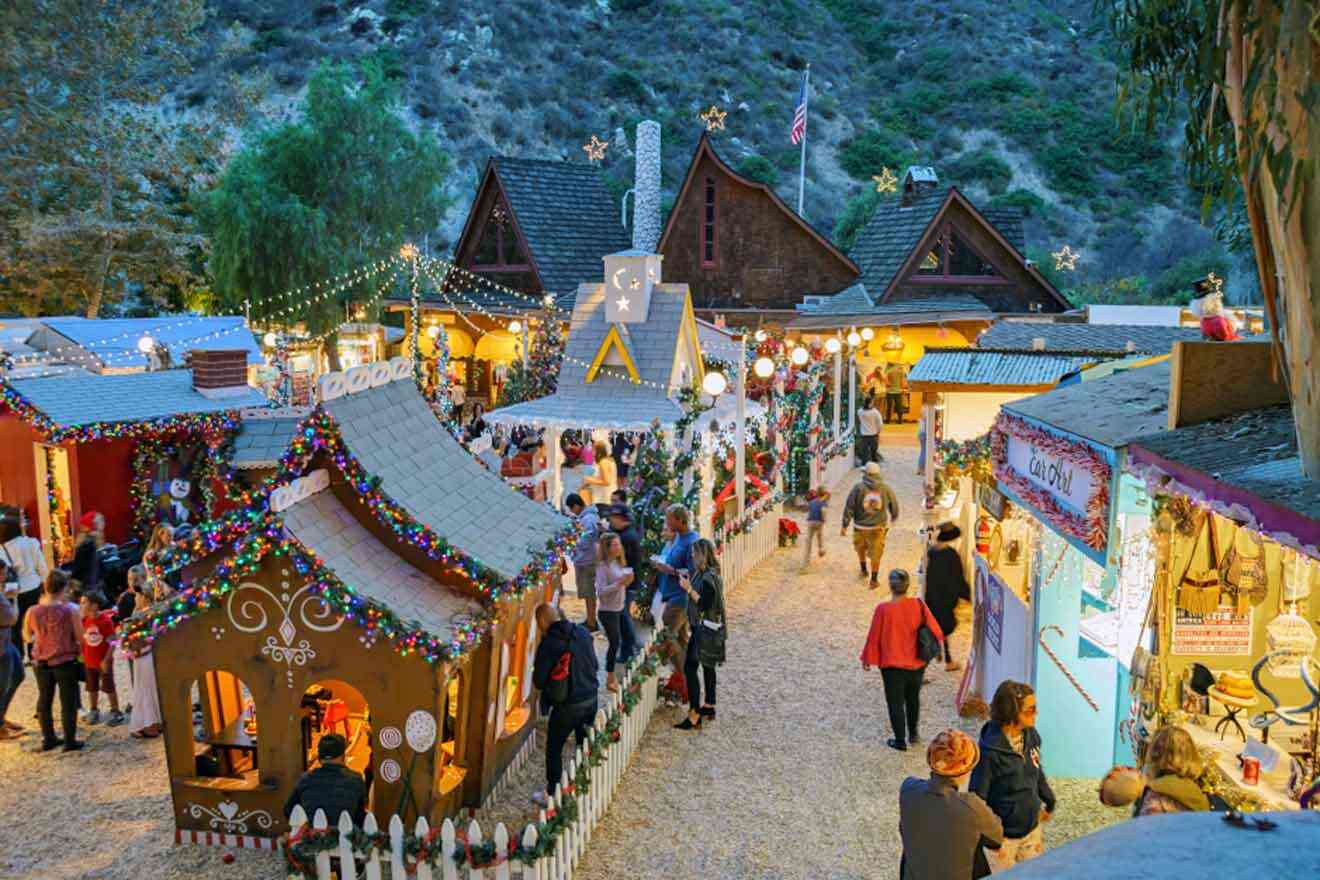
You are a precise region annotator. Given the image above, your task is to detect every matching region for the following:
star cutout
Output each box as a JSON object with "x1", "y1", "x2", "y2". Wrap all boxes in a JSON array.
[
  {"x1": 616, "y1": 296, "x2": 631, "y2": 312},
  {"x1": 872, "y1": 167, "x2": 897, "y2": 194},
  {"x1": 629, "y1": 275, "x2": 642, "y2": 290},
  {"x1": 1052, "y1": 245, "x2": 1079, "y2": 272},
  {"x1": 583, "y1": 134, "x2": 608, "y2": 163},
  {"x1": 700, "y1": 105, "x2": 727, "y2": 132}
]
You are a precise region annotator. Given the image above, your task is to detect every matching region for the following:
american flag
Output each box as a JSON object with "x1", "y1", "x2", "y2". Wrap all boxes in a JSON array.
[{"x1": 790, "y1": 72, "x2": 808, "y2": 144}]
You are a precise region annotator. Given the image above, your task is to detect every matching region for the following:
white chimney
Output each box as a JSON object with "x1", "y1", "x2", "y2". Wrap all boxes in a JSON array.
[
  {"x1": 1031, "y1": 337, "x2": 1046, "y2": 351},
  {"x1": 633, "y1": 120, "x2": 661, "y2": 251}
]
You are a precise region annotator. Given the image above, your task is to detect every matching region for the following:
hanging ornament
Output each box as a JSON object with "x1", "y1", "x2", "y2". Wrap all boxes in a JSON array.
[
  {"x1": 872, "y1": 167, "x2": 897, "y2": 194},
  {"x1": 700, "y1": 105, "x2": 727, "y2": 132},
  {"x1": 582, "y1": 134, "x2": 608, "y2": 163},
  {"x1": 1266, "y1": 610, "x2": 1317, "y2": 679}
]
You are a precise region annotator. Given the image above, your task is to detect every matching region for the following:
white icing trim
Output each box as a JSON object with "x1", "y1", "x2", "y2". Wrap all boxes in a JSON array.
[
  {"x1": 389, "y1": 356, "x2": 412, "y2": 381},
  {"x1": 369, "y1": 361, "x2": 393, "y2": 388},
  {"x1": 344, "y1": 365, "x2": 371, "y2": 394},
  {"x1": 317, "y1": 372, "x2": 346, "y2": 402}
]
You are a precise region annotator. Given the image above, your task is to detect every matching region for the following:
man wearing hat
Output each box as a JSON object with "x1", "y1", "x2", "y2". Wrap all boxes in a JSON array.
[
  {"x1": 924, "y1": 523, "x2": 971, "y2": 671},
  {"x1": 899, "y1": 729, "x2": 1003, "y2": 880},
  {"x1": 283, "y1": 733, "x2": 368, "y2": 826},
  {"x1": 841, "y1": 461, "x2": 900, "y2": 588}
]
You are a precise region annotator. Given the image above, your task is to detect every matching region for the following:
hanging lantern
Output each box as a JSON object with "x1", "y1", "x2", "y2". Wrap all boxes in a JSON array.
[
  {"x1": 702, "y1": 370, "x2": 728, "y2": 396},
  {"x1": 882, "y1": 328, "x2": 905, "y2": 353},
  {"x1": 846, "y1": 328, "x2": 862, "y2": 348},
  {"x1": 825, "y1": 337, "x2": 842, "y2": 354},
  {"x1": 262, "y1": 331, "x2": 278, "y2": 348},
  {"x1": 754, "y1": 329, "x2": 767, "y2": 343},
  {"x1": 976, "y1": 517, "x2": 993, "y2": 555},
  {"x1": 1266, "y1": 611, "x2": 1317, "y2": 678},
  {"x1": 754, "y1": 356, "x2": 774, "y2": 378},
  {"x1": 790, "y1": 346, "x2": 809, "y2": 366},
  {"x1": 136, "y1": 334, "x2": 156, "y2": 354},
  {"x1": 860, "y1": 327, "x2": 875, "y2": 342},
  {"x1": 508, "y1": 320, "x2": 522, "y2": 334}
]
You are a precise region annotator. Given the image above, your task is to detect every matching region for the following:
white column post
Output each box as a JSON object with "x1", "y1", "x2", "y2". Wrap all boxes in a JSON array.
[
  {"x1": 521, "y1": 320, "x2": 530, "y2": 371},
  {"x1": 734, "y1": 334, "x2": 747, "y2": 518},
  {"x1": 546, "y1": 426, "x2": 562, "y2": 509},
  {"x1": 832, "y1": 338, "x2": 842, "y2": 439}
]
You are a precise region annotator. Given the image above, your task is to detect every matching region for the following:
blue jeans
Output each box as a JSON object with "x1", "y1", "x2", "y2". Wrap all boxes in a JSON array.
[{"x1": 0, "y1": 642, "x2": 23, "y2": 723}]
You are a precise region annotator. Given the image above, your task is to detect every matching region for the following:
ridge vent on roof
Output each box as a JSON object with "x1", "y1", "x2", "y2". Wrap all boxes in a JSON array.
[{"x1": 316, "y1": 357, "x2": 413, "y2": 403}]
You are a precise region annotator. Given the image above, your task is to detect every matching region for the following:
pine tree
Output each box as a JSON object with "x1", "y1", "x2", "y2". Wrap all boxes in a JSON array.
[{"x1": 497, "y1": 311, "x2": 565, "y2": 406}]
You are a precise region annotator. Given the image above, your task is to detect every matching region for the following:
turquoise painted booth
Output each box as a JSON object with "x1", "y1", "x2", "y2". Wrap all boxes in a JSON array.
[{"x1": 990, "y1": 363, "x2": 1172, "y2": 777}]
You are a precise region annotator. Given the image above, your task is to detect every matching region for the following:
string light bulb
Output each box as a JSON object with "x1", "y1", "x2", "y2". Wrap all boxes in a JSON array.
[
  {"x1": 701, "y1": 371, "x2": 728, "y2": 396},
  {"x1": 860, "y1": 327, "x2": 875, "y2": 342},
  {"x1": 508, "y1": 320, "x2": 522, "y2": 334},
  {"x1": 847, "y1": 329, "x2": 862, "y2": 348},
  {"x1": 825, "y1": 337, "x2": 841, "y2": 354},
  {"x1": 263, "y1": 331, "x2": 278, "y2": 347},
  {"x1": 399, "y1": 243, "x2": 419, "y2": 261},
  {"x1": 426, "y1": 325, "x2": 441, "y2": 339},
  {"x1": 136, "y1": 335, "x2": 155, "y2": 354},
  {"x1": 754, "y1": 356, "x2": 774, "y2": 378},
  {"x1": 790, "y1": 346, "x2": 809, "y2": 366},
  {"x1": 754, "y1": 330, "x2": 767, "y2": 343}
]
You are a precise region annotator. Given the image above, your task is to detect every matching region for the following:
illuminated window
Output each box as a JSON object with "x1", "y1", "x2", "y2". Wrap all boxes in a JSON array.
[
  {"x1": 912, "y1": 225, "x2": 1004, "y2": 280},
  {"x1": 189, "y1": 670, "x2": 260, "y2": 783},
  {"x1": 501, "y1": 620, "x2": 532, "y2": 736}
]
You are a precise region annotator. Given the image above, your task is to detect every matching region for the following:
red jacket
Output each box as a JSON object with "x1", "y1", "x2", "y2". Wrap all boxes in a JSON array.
[{"x1": 860, "y1": 597, "x2": 944, "y2": 670}]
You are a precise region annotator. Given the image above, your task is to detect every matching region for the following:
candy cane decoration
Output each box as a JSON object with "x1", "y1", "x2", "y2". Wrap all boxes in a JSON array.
[{"x1": 1038, "y1": 624, "x2": 1100, "y2": 712}]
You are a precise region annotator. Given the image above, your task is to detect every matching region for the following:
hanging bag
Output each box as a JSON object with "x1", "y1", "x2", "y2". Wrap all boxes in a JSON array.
[
  {"x1": 1220, "y1": 525, "x2": 1268, "y2": 611},
  {"x1": 1177, "y1": 514, "x2": 1221, "y2": 616},
  {"x1": 915, "y1": 598, "x2": 942, "y2": 664}
]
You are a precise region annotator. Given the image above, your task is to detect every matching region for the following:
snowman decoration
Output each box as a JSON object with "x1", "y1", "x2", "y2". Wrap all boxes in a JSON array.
[{"x1": 167, "y1": 478, "x2": 193, "y2": 525}]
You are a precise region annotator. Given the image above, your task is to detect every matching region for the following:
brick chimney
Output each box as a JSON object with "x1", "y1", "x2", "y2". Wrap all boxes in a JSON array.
[
  {"x1": 190, "y1": 349, "x2": 250, "y2": 398},
  {"x1": 901, "y1": 166, "x2": 939, "y2": 207},
  {"x1": 632, "y1": 120, "x2": 662, "y2": 251}
]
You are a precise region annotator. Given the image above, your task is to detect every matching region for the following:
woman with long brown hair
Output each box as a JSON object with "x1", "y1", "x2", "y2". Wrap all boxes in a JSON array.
[
  {"x1": 674, "y1": 538, "x2": 725, "y2": 731},
  {"x1": 594, "y1": 533, "x2": 633, "y2": 693}
]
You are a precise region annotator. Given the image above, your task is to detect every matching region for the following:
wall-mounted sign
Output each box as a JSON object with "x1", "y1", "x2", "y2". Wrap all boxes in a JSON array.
[
  {"x1": 992, "y1": 412, "x2": 1112, "y2": 553},
  {"x1": 1172, "y1": 607, "x2": 1253, "y2": 656},
  {"x1": 978, "y1": 484, "x2": 1009, "y2": 521},
  {"x1": 975, "y1": 556, "x2": 1005, "y2": 654}
]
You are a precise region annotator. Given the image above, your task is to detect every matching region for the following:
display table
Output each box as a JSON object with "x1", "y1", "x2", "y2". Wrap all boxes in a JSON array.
[{"x1": 1184, "y1": 721, "x2": 1297, "y2": 811}]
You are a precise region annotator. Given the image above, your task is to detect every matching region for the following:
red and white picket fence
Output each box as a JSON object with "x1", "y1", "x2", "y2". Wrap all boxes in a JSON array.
[
  {"x1": 286, "y1": 639, "x2": 661, "y2": 880},
  {"x1": 713, "y1": 491, "x2": 782, "y2": 592}
]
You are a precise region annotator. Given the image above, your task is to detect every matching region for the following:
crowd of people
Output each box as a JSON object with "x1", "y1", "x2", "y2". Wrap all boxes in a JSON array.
[{"x1": 0, "y1": 510, "x2": 176, "y2": 753}]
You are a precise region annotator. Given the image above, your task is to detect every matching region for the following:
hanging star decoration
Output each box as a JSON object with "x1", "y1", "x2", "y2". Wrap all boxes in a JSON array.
[
  {"x1": 616, "y1": 296, "x2": 631, "y2": 312},
  {"x1": 1052, "y1": 245, "x2": 1079, "y2": 272},
  {"x1": 1206, "y1": 271, "x2": 1224, "y2": 296},
  {"x1": 872, "y1": 167, "x2": 898, "y2": 194},
  {"x1": 583, "y1": 134, "x2": 608, "y2": 163},
  {"x1": 700, "y1": 105, "x2": 727, "y2": 132}
]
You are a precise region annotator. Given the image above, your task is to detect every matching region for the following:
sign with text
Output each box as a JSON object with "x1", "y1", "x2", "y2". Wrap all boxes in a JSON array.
[
  {"x1": 1005, "y1": 433, "x2": 1095, "y2": 515},
  {"x1": 975, "y1": 556, "x2": 1006, "y2": 654},
  {"x1": 1171, "y1": 607, "x2": 1253, "y2": 656}
]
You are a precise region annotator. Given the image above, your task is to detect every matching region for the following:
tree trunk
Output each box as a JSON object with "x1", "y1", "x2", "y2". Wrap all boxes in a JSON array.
[{"x1": 1223, "y1": 6, "x2": 1320, "y2": 477}]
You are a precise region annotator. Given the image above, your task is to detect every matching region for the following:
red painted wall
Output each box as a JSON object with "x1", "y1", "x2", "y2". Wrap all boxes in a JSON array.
[
  {"x1": 74, "y1": 439, "x2": 136, "y2": 545},
  {"x1": 0, "y1": 414, "x2": 40, "y2": 530}
]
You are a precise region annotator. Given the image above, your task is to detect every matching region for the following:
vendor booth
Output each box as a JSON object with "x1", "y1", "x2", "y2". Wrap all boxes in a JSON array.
[
  {"x1": 119, "y1": 358, "x2": 574, "y2": 847},
  {"x1": 969, "y1": 361, "x2": 1173, "y2": 777},
  {"x1": 1125, "y1": 401, "x2": 1319, "y2": 811}
]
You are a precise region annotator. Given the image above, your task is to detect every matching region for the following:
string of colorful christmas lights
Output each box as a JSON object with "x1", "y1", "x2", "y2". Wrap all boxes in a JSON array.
[{"x1": 0, "y1": 380, "x2": 245, "y2": 444}]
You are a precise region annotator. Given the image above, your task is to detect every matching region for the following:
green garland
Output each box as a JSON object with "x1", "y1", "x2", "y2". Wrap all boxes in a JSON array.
[{"x1": 281, "y1": 636, "x2": 667, "y2": 876}]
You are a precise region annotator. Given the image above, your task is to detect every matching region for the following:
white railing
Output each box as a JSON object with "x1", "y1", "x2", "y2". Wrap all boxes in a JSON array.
[
  {"x1": 284, "y1": 637, "x2": 661, "y2": 880},
  {"x1": 713, "y1": 492, "x2": 782, "y2": 593}
]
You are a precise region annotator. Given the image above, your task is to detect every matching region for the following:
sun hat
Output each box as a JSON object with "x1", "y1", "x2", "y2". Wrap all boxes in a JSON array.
[{"x1": 927, "y1": 729, "x2": 980, "y2": 777}]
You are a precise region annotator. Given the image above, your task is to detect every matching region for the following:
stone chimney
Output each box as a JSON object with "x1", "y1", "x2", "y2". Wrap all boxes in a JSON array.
[
  {"x1": 191, "y1": 349, "x2": 250, "y2": 398},
  {"x1": 901, "y1": 166, "x2": 939, "y2": 207},
  {"x1": 632, "y1": 120, "x2": 662, "y2": 252}
]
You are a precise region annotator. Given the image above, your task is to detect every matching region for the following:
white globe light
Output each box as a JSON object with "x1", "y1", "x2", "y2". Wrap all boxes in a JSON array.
[
  {"x1": 263, "y1": 331, "x2": 278, "y2": 347},
  {"x1": 426, "y1": 324, "x2": 441, "y2": 339},
  {"x1": 861, "y1": 327, "x2": 875, "y2": 341},
  {"x1": 702, "y1": 371, "x2": 728, "y2": 396},
  {"x1": 847, "y1": 330, "x2": 862, "y2": 348},
  {"x1": 754, "y1": 356, "x2": 774, "y2": 378},
  {"x1": 754, "y1": 329, "x2": 767, "y2": 343},
  {"x1": 825, "y1": 337, "x2": 842, "y2": 354},
  {"x1": 136, "y1": 334, "x2": 155, "y2": 354},
  {"x1": 508, "y1": 320, "x2": 522, "y2": 334},
  {"x1": 790, "y1": 345, "x2": 809, "y2": 366}
]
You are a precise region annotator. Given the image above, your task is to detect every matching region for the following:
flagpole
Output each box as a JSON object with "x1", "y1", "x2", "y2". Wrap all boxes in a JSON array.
[{"x1": 797, "y1": 64, "x2": 810, "y2": 217}]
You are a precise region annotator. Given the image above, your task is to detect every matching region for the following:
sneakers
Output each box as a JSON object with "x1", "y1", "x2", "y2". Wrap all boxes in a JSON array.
[
  {"x1": 105, "y1": 710, "x2": 126, "y2": 727},
  {"x1": 82, "y1": 710, "x2": 101, "y2": 725},
  {"x1": 62, "y1": 740, "x2": 85, "y2": 753},
  {"x1": 40, "y1": 738, "x2": 64, "y2": 752}
]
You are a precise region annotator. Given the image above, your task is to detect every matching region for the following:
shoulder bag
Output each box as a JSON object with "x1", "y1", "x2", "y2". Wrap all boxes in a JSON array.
[
  {"x1": 915, "y1": 598, "x2": 941, "y2": 663},
  {"x1": 1176, "y1": 514, "x2": 1221, "y2": 616},
  {"x1": 696, "y1": 571, "x2": 727, "y2": 666},
  {"x1": 1219, "y1": 524, "x2": 1267, "y2": 612}
]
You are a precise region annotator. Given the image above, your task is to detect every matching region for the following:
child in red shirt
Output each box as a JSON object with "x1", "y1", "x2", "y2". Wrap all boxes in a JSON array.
[{"x1": 79, "y1": 592, "x2": 124, "y2": 726}]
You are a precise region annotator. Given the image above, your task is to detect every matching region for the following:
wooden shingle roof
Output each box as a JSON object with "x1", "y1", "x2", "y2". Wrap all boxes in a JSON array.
[
  {"x1": 1003, "y1": 361, "x2": 1172, "y2": 449},
  {"x1": 490, "y1": 157, "x2": 631, "y2": 300},
  {"x1": 908, "y1": 348, "x2": 1105, "y2": 390},
  {"x1": 979, "y1": 322, "x2": 1205, "y2": 355}
]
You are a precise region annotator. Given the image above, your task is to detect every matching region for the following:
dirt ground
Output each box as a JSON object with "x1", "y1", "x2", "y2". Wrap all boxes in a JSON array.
[{"x1": 0, "y1": 442, "x2": 1122, "y2": 879}]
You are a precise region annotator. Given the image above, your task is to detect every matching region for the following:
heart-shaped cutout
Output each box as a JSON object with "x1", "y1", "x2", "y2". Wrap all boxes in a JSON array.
[{"x1": 218, "y1": 801, "x2": 239, "y2": 821}]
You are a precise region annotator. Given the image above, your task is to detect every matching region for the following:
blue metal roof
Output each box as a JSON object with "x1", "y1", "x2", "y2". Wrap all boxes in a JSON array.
[
  {"x1": 41, "y1": 316, "x2": 261, "y2": 368},
  {"x1": 908, "y1": 348, "x2": 1105, "y2": 388},
  {"x1": 6, "y1": 369, "x2": 268, "y2": 428}
]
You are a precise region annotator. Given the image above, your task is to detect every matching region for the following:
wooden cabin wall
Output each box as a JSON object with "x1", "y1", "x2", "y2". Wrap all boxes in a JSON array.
[
  {"x1": 0, "y1": 415, "x2": 40, "y2": 536},
  {"x1": 74, "y1": 438, "x2": 134, "y2": 544},
  {"x1": 153, "y1": 554, "x2": 463, "y2": 838}
]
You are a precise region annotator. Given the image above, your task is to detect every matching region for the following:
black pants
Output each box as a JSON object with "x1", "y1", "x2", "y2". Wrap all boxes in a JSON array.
[
  {"x1": 857, "y1": 434, "x2": 878, "y2": 465},
  {"x1": 885, "y1": 392, "x2": 905, "y2": 423},
  {"x1": 880, "y1": 666, "x2": 923, "y2": 744},
  {"x1": 35, "y1": 660, "x2": 79, "y2": 746},
  {"x1": 599, "y1": 610, "x2": 623, "y2": 672},
  {"x1": 545, "y1": 700, "x2": 595, "y2": 793},
  {"x1": 683, "y1": 630, "x2": 717, "y2": 713},
  {"x1": 943, "y1": 640, "x2": 953, "y2": 663}
]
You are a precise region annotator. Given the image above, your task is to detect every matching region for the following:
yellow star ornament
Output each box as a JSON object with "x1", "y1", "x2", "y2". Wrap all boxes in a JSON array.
[
  {"x1": 700, "y1": 105, "x2": 727, "y2": 132},
  {"x1": 872, "y1": 167, "x2": 897, "y2": 194},
  {"x1": 1052, "y1": 245, "x2": 1079, "y2": 272},
  {"x1": 583, "y1": 135, "x2": 608, "y2": 163}
]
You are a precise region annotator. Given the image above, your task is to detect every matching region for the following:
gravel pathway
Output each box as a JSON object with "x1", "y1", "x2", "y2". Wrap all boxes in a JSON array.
[
  {"x1": 0, "y1": 444, "x2": 1120, "y2": 879},
  {"x1": 574, "y1": 444, "x2": 1121, "y2": 880}
]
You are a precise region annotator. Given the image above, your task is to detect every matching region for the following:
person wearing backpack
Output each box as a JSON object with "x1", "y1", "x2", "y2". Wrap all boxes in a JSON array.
[
  {"x1": 860, "y1": 569, "x2": 944, "y2": 752},
  {"x1": 531, "y1": 603, "x2": 599, "y2": 807}
]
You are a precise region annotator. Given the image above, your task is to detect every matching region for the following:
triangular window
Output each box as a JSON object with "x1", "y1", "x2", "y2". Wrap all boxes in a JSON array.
[
  {"x1": 910, "y1": 224, "x2": 1003, "y2": 281},
  {"x1": 471, "y1": 197, "x2": 530, "y2": 269}
]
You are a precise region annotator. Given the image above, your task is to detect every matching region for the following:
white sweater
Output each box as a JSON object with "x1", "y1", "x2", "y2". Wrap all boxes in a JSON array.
[{"x1": 2, "y1": 535, "x2": 48, "y2": 592}]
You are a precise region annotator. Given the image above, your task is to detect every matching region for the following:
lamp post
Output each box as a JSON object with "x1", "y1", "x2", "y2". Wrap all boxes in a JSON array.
[{"x1": 827, "y1": 335, "x2": 842, "y2": 439}]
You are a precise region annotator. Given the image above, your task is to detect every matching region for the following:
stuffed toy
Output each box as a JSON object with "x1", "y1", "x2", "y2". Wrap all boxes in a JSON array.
[{"x1": 1191, "y1": 290, "x2": 1240, "y2": 342}]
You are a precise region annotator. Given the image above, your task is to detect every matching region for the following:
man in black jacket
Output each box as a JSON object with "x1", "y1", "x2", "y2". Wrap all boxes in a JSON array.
[
  {"x1": 283, "y1": 733, "x2": 368, "y2": 825},
  {"x1": 531, "y1": 604, "x2": 598, "y2": 806}
]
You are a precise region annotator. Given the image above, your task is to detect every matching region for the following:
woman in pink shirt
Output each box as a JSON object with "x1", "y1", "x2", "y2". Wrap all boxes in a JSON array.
[
  {"x1": 594, "y1": 533, "x2": 633, "y2": 693},
  {"x1": 24, "y1": 571, "x2": 85, "y2": 752}
]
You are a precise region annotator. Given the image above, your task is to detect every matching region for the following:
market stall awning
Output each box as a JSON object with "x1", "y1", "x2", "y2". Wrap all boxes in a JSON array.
[
  {"x1": 908, "y1": 347, "x2": 1105, "y2": 392},
  {"x1": 473, "y1": 330, "x2": 518, "y2": 362}
]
